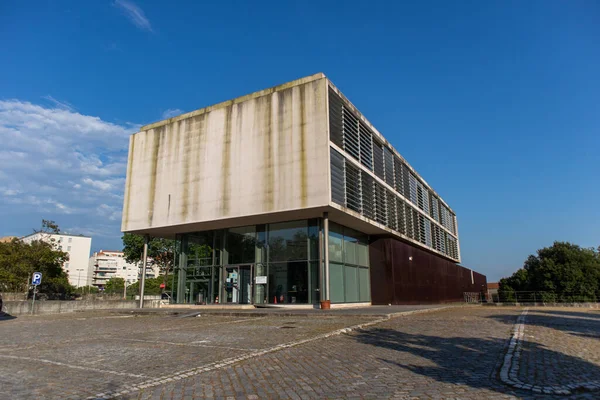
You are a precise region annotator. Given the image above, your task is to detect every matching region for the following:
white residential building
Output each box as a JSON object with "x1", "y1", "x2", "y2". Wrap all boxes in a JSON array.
[
  {"x1": 89, "y1": 250, "x2": 161, "y2": 288},
  {"x1": 21, "y1": 232, "x2": 92, "y2": 287}
]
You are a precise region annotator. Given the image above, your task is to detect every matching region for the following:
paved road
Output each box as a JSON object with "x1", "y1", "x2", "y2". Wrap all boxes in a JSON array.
[{"x1": 1, "y1": 306, "x2": 599, "y2": 399}]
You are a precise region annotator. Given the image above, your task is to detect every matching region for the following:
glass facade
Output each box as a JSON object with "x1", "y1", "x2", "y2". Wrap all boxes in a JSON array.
[
  {"x1": 173, "y1": 219, "x2": 329, "y2": 305},
  {"x1": 328, "y1": 223, "x2": 370, "y2": 303}
]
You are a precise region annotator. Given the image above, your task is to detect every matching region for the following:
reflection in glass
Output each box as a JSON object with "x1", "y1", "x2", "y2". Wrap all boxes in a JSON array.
[
  {"x1": 268, "y1": 220, "x2": 308, "y2": 262},
  {"x1": 268, "y1": 261, "x2": 309, "y2": 304},
  {"x1": 226, "y1": 226, "x2": 256, "y2": 264}
]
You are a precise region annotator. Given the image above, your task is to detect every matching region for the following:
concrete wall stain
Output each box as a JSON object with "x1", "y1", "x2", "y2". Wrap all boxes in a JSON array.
[
  {"x1": 299, "y1": 85, "x2": 308, "y2": 208},
  {"x1": 191, "y1": 115, "x2": 205, "y2": 218},
  {"x1": 221, "y1": 105, "x2": 232, "y2": 215},
  {"x1": 263, "y1": 95, "x2": 274, "y2": 211},
  {"x1": 147, "y1": 127, "x2": 163, "y2": 226},
  {"x1": 122, "y1": 135, "x2": 135, "y2": 228},
  {"x1": 180, "y1": 120, "x2": 191, "y2": 220}
]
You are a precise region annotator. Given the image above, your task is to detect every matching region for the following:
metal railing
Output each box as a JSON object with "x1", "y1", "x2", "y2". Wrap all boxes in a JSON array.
[{"x1": 465, "y1": 291, "x2": 600, "y2": 304}]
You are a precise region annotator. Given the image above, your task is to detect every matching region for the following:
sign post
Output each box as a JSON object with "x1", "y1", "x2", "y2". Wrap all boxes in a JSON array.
[{"x1": 31, "y1": 272, "x2": 42, "y2": 315}]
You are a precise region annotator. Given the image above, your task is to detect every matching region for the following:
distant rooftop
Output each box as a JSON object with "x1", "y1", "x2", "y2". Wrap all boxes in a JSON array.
[{"x1": 21, "y1": 232, "x2": 91, "y2": 239}]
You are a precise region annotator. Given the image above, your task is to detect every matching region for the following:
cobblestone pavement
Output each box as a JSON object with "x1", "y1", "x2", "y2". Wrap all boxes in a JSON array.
[
  {"x1": 494, "y1": 308, "x2": 600, "y2": 396},
  {"x1": 2, "y1": 307, "x2": 600, "y2": 399}
]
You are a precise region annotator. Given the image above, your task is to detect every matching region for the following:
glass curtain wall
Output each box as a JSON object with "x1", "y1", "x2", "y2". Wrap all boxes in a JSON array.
[
  {"x1": 174, "y1": 219, "x2": 320, "y2": 305},
  {"x1": 328, "y1": 223, "x2": 370, "y2": 303}
]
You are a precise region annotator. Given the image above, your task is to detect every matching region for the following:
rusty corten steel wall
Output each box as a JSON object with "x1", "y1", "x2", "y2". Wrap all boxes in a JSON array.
[{"x1": 369, "y1": 237, "x2": 487, "y2": 304}]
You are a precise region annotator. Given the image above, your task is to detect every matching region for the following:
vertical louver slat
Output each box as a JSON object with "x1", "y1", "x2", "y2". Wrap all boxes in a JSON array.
[
  {"x1": 345, "y1": 162, "x2": 361, "y2": 213},
  {"x1": 430, "y1": 195, "x2": 439, "y2": 222},
  {"x1": 328, "y1": 88, "x2": 343, "y2": 148},
  {"x1": 396, "y1": 198, "x2": 406, "y2": 235},
  {"x1": 373, "y1": 141, "x2": 385, "y2": 180},
  {"x1": 330, "y1": 148, "x2": 345, "y2": 206},
  {"x1": 394, "y1": 157, "x2": 403, "y2": 196},
  {"x1": 405, "y1": 203, "x2": 413, "y2": 239},
  {"x1": 418, "y1": 214, "x2": 426, "y2": 244},
  {"x1": 386, "y1": 190, "x2": 397, "y2": 231},
  {"x1": 409, "y1": 173, "x2": 418, "y2": 206},
  {"x1": 358, "y1": 122, "x2": 373, "y2": 171},
  {"x1": 342, "y1": 108, "x2": 359, "y2": 160},
  {"x1": 374, "y1": 182, "x2": 387, "y2": 225},
  {"x1": 384, "y1": 147, "x2": 395, "y2": 187},
  {"x1": 413, "y1": 210, "x2": 420, "y2": 241},
  {"x1": 402, "y1": 164, "x2": 411, "y2": 201},
  {"x1": 439, "y1": 226, "x2": 446, "y2": 254},
  {"x1": 424, "y1": 218, "x2": 432, "y2": 248},
  {"x1": 360, "y1": 172, "x2": 374, "y2": 220}
]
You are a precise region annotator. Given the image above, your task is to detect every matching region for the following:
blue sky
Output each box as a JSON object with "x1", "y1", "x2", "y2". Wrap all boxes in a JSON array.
[{"x1": 1, "y1": 1, "x2": 598, "y2": 281}]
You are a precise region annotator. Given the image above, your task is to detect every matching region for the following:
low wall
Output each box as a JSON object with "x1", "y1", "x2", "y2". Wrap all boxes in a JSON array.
[
  {"x1": 0, "y1": 292, "x2": 28, "y2": 301},
  {"x1": 2, "y1": 299, "x2": 162, "y2": 316},
  {"x1": 369, "y1": 238, "x2": 487, "y2": 305}
]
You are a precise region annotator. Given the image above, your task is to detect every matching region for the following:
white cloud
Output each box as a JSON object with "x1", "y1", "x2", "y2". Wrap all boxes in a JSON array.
[
  {"x1": 0, "y1": 98, "x2": 137, "y2": 240},
  {"x1": 43, "y1": 95, "x2": 75, "y2": 111},
  {"x1": 114, "y1": 0, "x2": 153, "y2": 32},
  {"x1": 161, "y1": 108, "x2": 183, "y2": 119}
]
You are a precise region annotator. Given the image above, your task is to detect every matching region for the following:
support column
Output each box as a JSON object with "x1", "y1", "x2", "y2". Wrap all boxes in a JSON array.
[
  {"x1": 176, "y1": 235, "x2": 188, "y2": 304},
  {"x1": 139, "y1": 234, "x2": 149, "y2": 309},
  {"x1": 323, "y1": 212, "x2": 330, "y2": 301}
]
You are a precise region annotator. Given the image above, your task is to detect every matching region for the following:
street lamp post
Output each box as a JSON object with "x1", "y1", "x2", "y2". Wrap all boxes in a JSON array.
[{"x1": 76, "y1": 268, "x2": 84, "y2": 294}]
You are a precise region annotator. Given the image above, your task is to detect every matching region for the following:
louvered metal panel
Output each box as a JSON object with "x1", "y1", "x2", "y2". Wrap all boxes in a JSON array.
[
  {"x1": 384, "y1": 147, "x2": 395, "y2": 187},
  {"x1": 386, "y1": 189, "x2": 397, "y2": 231},
  {"x1": 409, "y1": 173, "x2": 418, "y2": 205},
  {"x1": 358, "y1": 122, "x2": 373, "y2": 171},
  {"x1": 328, "y1": 88, "x2": 343, "y2": 148},
  {"x1": 394, "y1": 157, "x2": 403, "y2": 196},
  {"x1": 418, "y1": 214, "x2": 427, "y2": 245},
  {"x1": 413, "y1": 209, "x2": 420, "y2": 241},
  {"x1": 402, "y1": 164, "x2": 411, "y2": 201},
  {"x1": 373, "y1": 141, "x2": 385, "y2": 180},
  {"x1": 374, "y1": 182, "x2": 387, "y2": 225},
  {"x1": 360, "y1": 172, "x2": 375, "y2": 220},
  {"x1": 439, "y1": 226, "x2": 446, "y2": 254},
  {"x1": 424, "y1": 218, "x2": 432, "y2": 247},
  {"x1": 330, "y1": 148, "x2": 345, "y2": 206},
  {"x1": 345, "y1": 162, "x2": 361, "y2": 213},
  {"x1": 405, "y1": 203, "x2": 413, "y2": 239},
  {"x1": 450, "y1": 213, "x2": 457, "y2": 235},
  {"x1": 430, "y1": 195, "x2": 440, "y2": 222},
  {"x1": 342, "y1": 108, "x2": 360, "y2": 160},
  {"x1": 396, "y1": 198, "x2": 406, "y2": 235}
]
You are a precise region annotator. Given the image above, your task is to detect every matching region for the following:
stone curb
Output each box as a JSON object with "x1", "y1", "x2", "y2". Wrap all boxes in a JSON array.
[
  {"x1": 87, "y1": 305, "x2": 455, "y2": 399},
  {"x1": 499, "y1": 308, "x2": 600, "y2": 395}
]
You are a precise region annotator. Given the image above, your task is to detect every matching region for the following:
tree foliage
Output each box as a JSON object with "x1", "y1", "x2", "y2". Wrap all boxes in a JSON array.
[
  {"x1": 104, "y1": 277, "x2": 125, "y2": 295},
  {"x1": 499, "y1": 242, "x2": 600, "y2": 302},
  {"x1": 0, "y1": 237, "x2": 73, "y2": 296},
  {"x1": 126, "y1": 275, "x2": 173, "y2": 296},
  {"x1": 122, "y1": 234, "x2": 175, "y2": 277}
]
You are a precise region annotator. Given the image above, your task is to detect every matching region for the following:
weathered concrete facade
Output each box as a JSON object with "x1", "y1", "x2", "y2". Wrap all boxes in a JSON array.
[
  {"x1": 122, "y1": 73, "x2": 482, "y2": 306},
  {"x1": 122, "y1": 74, "x2": 330, "y2": 235}
]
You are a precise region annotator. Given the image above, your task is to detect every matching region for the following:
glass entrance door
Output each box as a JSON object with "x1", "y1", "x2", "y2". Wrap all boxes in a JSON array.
[{"x1": 223, "y1": 265, "x2": 253, "y2": 304}]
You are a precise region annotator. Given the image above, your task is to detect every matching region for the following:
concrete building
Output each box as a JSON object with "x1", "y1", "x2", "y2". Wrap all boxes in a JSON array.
[
  {"x1": 21, "y1": 232, "x2": 92, "y2": 287},
  {"x1": 122, "y1": 73, "x2": 486, "y2": 306},
  {"x1": 90, "y1": 250, "x2": 161, "y2": 289}
]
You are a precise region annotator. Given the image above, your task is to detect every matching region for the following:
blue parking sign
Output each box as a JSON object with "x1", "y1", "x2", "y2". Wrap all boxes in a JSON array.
[{"x1": 32, "y1": 272, "x2": 42, "y2": 286}]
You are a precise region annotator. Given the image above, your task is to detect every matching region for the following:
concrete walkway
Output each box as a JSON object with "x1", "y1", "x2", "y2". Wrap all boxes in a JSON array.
[{"x1": 100, "y1": 304, "x2": 455, "y2": 318}]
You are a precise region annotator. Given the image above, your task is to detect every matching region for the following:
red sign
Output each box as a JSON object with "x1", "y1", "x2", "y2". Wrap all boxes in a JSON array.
[{"x1": 159, "y1": 283, "x2": 166, "y2": 289}]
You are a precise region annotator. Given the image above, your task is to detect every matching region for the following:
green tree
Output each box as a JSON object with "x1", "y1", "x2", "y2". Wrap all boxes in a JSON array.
[
  {"x1": 499, "y1": 242, "x2": 600, "y2": 302},
  {"x1": 126, "y1": 275, "x2": 173, "y2": 297},
  {"x1": 122, "y1": 233, "x2": 175, "y2": 288},
  {"x1": 75, "y1": 285, "x2": 99, "y2": 295},
  {"x1": 104, "y1": 277, "x2": 125, "y2": 295},
  {"x1": 0, "y1": 237, "x2": 73, "y2": 297}
]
